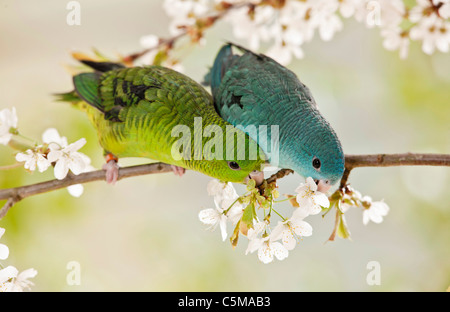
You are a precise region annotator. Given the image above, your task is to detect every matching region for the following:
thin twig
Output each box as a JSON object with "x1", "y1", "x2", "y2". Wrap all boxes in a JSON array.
[
  {"x1": 344, "y1": 153, "x2": 450, "y2": 169},
  {"x1": 340, "y1": 153, "x2": 450, "y2": 187},
  {"x1": 121, "y1": 2, "x2": 251, "y2": 64},
  {"x1": 265, "y1": 168, "x2": 295, "y2": 184}
]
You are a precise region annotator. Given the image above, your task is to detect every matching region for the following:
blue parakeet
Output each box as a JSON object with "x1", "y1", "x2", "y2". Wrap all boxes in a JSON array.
[{"x1": 205, "y1": 43, "x2": 345, "y2": 192}]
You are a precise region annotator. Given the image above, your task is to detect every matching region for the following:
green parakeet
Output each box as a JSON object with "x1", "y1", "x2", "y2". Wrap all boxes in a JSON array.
[
  {"x1": 205, "y1": 43, "x2": 345, "y2": 192},
  {"x1": 59, "y1": 60, "x2": 265, "y2": 184}
]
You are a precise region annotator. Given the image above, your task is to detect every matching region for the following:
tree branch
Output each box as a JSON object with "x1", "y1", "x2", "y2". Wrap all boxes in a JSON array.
[
  {"x1": 340, "y1": 153, "x2": 450, "y2": 187},
  {"x1": 1, "y1": 153, "x2": 449, "y2": 219},
  {"x1": 0, "y1": 162, "x2": 173, "y2": 218}
]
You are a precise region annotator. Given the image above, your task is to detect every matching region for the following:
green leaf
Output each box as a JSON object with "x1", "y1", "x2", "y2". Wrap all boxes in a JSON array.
[
  {"x1": 230, "y1": 221, "x2": 240, "y2": 249},
  {"x1": 246, "y1": 179, "x2": 256, "y2": 191},
  {"x1": 241, "y1": 202, "x2": 256, "y2": 229},
  {"x1": 337, "y1": 213, "x2": 351, "y2": 239},
  {"x1": 152, "y1": 50, "x2": 167, "y2": 66}
]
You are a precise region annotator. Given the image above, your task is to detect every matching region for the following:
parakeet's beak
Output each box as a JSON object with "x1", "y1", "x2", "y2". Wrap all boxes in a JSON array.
[
  {"x1": 314, "y1": 179, "x2": 331, "y2": 193},
  {"x1": 245, "y1": 170, "x2": 265, "y2": 186}
]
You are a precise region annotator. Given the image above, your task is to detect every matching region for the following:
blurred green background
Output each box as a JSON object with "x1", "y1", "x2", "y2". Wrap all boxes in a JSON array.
[{"x1": 0, "y1": 0, "x2": 449, "y2": 291}]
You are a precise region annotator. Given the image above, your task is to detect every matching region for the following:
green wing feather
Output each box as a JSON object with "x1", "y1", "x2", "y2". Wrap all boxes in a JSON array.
[
  {"x1": 64, "y1": 63, "x2": 265, "y2": 182},
  {"x1": 73, "y1": 73, "x2": 103, "y2": 111}
]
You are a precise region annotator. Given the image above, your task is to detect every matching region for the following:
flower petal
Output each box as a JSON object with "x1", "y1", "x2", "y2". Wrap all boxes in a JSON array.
[
  {"x1": 0, "y1": 266, "x2": 18, "y2": 284},
  {"x1": 47, "y1": 150, "x2": 63, "y2": 163},
  {"x1": 362, "y1": 210, "x2": 370, "y2": 225},
  {"x1": 281, "y1": 228, "x2": 297, "y2": 250},
  {"x1": 292, "y1": 220, "x2": 313, "y2": 237},
  {"x1": 67, "y1": 153, "x2": 86, "y2": 175},
  {"x1": 292, "y1": 207, "x2": 310, "y2": 219},
  {"x1": 54, "y1": 159, "x2": 69, "y2": 180},
  {"x1": 269, "y1": 221, "x2": 285, "y2": 241},
  {"x1": 65, "y1": 138, "x2": 86, "y2": 153},
  {"x1": 42, "y1": 128, "x2": 67, "y2": 147},
  {"x1": 314, "y1": 193, "x2": 330, "y2": 209},
  {"x1": 219, "y1": 216, "x2": 228, "y2": 241},
  {"x1": 271, "y1": 242, "x2": 289, "y2": 261},
  {"x1": 0, "y1": 243, "x2": 9, "y2": 260},
  {"x1": 67, "y1": 184, "x2": 84, "y2": 198},
  {"x1": 36, "y1": 154, "x2": 51, "y2": 172},
  {"x1": 198, "y1": 208, "x2": 220, "y2": 226},
  {"x1": 15, "y1": 150, "x2": 31, "y2": 163},
  {"x1": 17, "y1": 268, "x2": 38, "y2": 281},
  {"x1": 245, "y1": 237, "x2": 263, "y2": 255},
  {"x1": 258, "y1": 242, "x2": 274, "y2": 264}
]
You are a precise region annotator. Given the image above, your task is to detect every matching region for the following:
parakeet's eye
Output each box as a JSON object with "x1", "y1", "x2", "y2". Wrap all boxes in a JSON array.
[
  {"x1": 227, "y1": 161, "x2": 241, "y2": 170},
  {"x1": 312, "y1": 157, "x2": 321, "y2": 170}
]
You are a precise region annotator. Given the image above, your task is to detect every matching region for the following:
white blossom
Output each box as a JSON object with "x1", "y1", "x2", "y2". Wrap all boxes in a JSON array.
[
  {"x1": 312, "y1": 1, "x2": 344, "y2": 41},
  {"x1": 270, "y1": 212, "x2": 313, "y2": 250},
  {"x1": 0, "y1": 228, "x2": 9, "y2": 260},
  {"x1": 362, "y1": 197, "x2": 390, "y2": 225},
  {"x1": 0, "y1": 266, "x2": 18, "y2": 292},
  {"x1": 340, "y1": 185, "x2": 362, "y2": 212},
  {"x1": 139, "y1": 34, "x2": 159, "y2": 49},
  {"x1": 15, "y1": 149, "x2": 51, "y2": 173},
  {"x1": 246, "y1": 220, "x2": 267, "y2": 242},
  {"x1": 438, "y1": 1, "x2": 450, "y2": 19},
  {"x1": 43, "y1": 128, "x2": 89, "y2": 179},
  {"x1": 378, "y1": 0, "x2": 405, "y2": 28},
  {"x1": 265, "y1": 1, "x2": 311, "y2": 64},
  {"x1": 409, "y1": 0, "x2": 450, "y2": 55},
  {"x1": 355, "y1": 0, "x2": 405, "y2": 28},
  {"x1": 163, "y1": 0, "x2": 211, "y2": 36},
  {"x1": 198, "y1": 200, "x2": 228, "y2": 241},
  {"x1": 338, "y1": 0, "x2": 360, "y2": 18},
  {"x1": 245, "y1": 220, "x2": 291, "y2": 263},
  {"x1": 206, "y1": 179, "x2": 240, "y2": 211},
  {"x1": 157, "y1": 0, "x2": 448, "y2": 65},
  {"x1": 246, "y1": 235, "x2": 289, "y2": 264},
  {"x1": 47, "y1": 138, "x2": 88, "y2": 180},
  {"x1": 224, "y1": 5, "x2": 275, "y2": 50},
  {"x1": 295, "y1": 177, "x2": 330, "y2": 215},
  {"x1": 381, "y1": 26, "x2": 410, "y2": 59},
  {"x1": 410, "y1": 16, "x2": 450, "y2": 55},
  {"x1": 0, "y1": 228, "x2": 37, "y2": 292},
  {"x1": 200, "y1": 179, "x2": 243, "y2": 240},
  {"x1": 42, "y1": 128, "x2": 68, "y2": 147},
  {"x1": 43, "y1": 128, "x2": 93, "y2": 196},
  {"x1": 0, "y1": 107, "x2": 18, "y2": 145},
  {"x1": 0, "y1": 266, "x2": 37, "y2": 292},
  {"x1": 226, "y1": 202, "x2": 245, "y2": 225},
  {"x1": 409, "y1": 0, "x2": 437, "y2": 23},
  {"x1": 266, "y1": 34, "x2": 304, "y2": 65}
]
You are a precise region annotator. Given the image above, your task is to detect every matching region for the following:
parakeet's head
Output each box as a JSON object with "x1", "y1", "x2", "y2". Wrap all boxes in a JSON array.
[
  {"x1": 211, "y1": 157, "x2": 265, "y2": 184},
  {"x1": 288, "y1": 112, "x2": 345, "y2": 192},
  {"x1": 181, "y1": 125, "x2": 266, "y2": 184},
  {"x1": 191, "y1": 154, "x2": 265, "y2": 185}
]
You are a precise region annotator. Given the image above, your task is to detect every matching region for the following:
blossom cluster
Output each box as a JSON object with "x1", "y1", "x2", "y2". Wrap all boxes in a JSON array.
[
  {"x1": 339, "y1": 185, "x2": 389, "y2": 225},
  {"x1": 0, "y1": 107, "x2": 93, "y2": 197},
  {"x1": 0, "y1": 227, "x2": 37, "y2": 292},
  {"x1": 140, "y1": 0, "x2": 450, "y2": 66},
  {"x1": 199, "y1": 177, "x2": 390, "y2": 263}
]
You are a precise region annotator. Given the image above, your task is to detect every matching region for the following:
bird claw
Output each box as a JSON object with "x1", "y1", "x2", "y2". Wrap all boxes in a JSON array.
[
  {"x1": 171, "y1": 165, "x2": 185, "y2": 177},
  {"x1": 102, "y1": 159, "x2": 119, "y2": 185}
]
